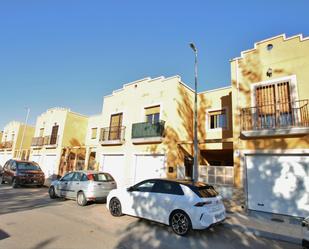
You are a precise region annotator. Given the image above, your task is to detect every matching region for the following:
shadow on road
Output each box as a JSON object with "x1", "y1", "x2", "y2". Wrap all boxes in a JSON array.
[
  {"x1": 0, "y1": 185, "x2": 62, "y2": 215},
  {"x1": 115, "y1": 218, "x2": 297, "y2": 249},
  {"x1": 0, "y1": 229, "x2": 10, "y2": 240}
]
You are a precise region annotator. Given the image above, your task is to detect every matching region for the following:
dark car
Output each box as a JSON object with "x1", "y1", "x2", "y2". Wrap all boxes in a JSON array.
[{"x1": 0, "y1": 159, "x2": 45, "y2": 188}]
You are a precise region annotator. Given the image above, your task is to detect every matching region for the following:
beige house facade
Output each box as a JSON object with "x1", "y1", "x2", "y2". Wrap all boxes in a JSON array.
[
  {"x1": 29, "y1": 107, "x2": 88, "y2": 182},
  {"x1": 231, "y1": 34, "x2": 309, "y2": 217},
  {"x1": 0, "y1": 121, "x2": 35, "y2": 166}
]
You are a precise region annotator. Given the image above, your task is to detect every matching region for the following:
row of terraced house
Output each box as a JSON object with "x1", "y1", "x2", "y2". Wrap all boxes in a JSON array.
[{"x1": 1, "y1": 34, "x2": 309, "y2": 218}]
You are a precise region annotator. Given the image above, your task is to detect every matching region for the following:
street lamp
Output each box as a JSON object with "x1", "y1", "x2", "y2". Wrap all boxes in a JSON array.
[{"x1": 189, "y1": 42, "x2": 199, "y2": 183}]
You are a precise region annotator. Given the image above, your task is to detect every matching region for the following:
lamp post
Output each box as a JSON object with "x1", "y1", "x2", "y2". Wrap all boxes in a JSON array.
[{"x1": 189, "y1": 42, "x2": 199, "y2": 183}]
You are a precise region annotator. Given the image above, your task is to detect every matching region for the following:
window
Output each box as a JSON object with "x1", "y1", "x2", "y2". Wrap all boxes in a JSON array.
[
  {"x1": 209, "y1": 110, "x2": 226, "y2": 129},
  {"x1": 255, "y1": 81, "x2": 292, "y2": 128},
  {"x1": 152, "y1": 181, "x2": 184, "y2": 195},
  {"x1": 145, "y1": 105, "x2": 160, "y2": 123},
  {"x1": 61, "y1": 172, "x2": 74, "y2": 181},
  {"x1": 17, "y1": 162, "x2": 41, "y2": 171},
  {"x1": 11, "y1": 133, "x2": 15, "y2": 142},
  {"x1": 50, "y1": 125, "x2": 59, "y2": 145},
  {"x1": 133, "y1": 180, "x2": 156, "y2": 192},
  {"x1": 39, "y1": 128, "x2": 44, "y2": 137},
  {"x1": 71, "y1": 172, "x2": 83, "y2": 181},
  {"x1": 91, "y1": 128, "x2": 97, "y2": 139}
]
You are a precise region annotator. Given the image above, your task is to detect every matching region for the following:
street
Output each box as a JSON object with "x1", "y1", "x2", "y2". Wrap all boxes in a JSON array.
[{"x1": 0, "y1": 185, "x2": 300, "y2": 249}]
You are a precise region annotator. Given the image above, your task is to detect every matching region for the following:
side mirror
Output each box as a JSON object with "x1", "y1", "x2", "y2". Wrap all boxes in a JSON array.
[
  {"x1": 127, "y1": 186, "x2": 135, "y2": 192},
  {"x1": 302, "y1": 217, "x2": 309, "y2": 227}
]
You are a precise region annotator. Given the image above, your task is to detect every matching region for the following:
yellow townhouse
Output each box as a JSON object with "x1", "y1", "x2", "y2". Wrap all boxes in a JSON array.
[
  {"x1": 29, "y1": 107, "x2": 88, "y2": 183},
  {"x1": 231, "y1": 34, "x2": 309, "y2": 217},
  {"x1": 0, "y1": 121, "x2": 35, "y2": 166},
  {"x1": 84, "y1": 75, "x2": 238, "y2": 190},
  {"x1": 84, "y1": 76, "x2": 199, "y2": 187}
]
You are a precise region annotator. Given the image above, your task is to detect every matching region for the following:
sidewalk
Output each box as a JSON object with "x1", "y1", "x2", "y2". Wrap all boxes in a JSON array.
[{"x1": 224, "y1": 210, "x2": 304, "y2": 245}]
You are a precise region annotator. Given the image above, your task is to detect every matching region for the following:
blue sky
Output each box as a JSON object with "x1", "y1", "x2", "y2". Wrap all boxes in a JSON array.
[{"x1": 1, "y1": 0, "x2": 309, "y2": 129}]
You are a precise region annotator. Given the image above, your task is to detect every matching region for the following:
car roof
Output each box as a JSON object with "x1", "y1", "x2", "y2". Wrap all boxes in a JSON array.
[
  {"x1": 145, "y1": 178, "x2": 210, "y2": 188},
  {"x1": 67, "y1": 170, "x2": 108, "y2": 174},
  {"x1": 10, "y1": 159, "x2": 37, "y2": 164}
]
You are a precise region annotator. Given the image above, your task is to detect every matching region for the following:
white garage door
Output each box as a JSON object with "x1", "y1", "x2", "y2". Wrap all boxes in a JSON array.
[
  {"x1": 30, "y1": 155, "x2": 42, "y2": 165},
  {"x1": 246, "y1": 154, "x2": 309, "y2": 217},
  {"x1": 0, "y1": 153, "x2": 6, "y2": 166},
  {"x1": 41, "y1": 155, "x2": 57, "y2": 179},
  {"x1": 100, "y1": 154, "x2": 126, "y2": 187},
  {"x1": 134, "y1": 154, "x2": 166, "y2": 184}
]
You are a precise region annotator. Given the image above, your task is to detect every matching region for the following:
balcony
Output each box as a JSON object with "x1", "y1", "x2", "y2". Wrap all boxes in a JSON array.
[
  {"x1": 241, "y1": 99, "x2": 309, "y2": 137},
  {"x1": 31, "y1": 137, "x2": 44, "y2": 147},
  {"x1": 0, "y1": 141, "x2": 13, "y2": 150},
  {"x1": 43, "y1": 135, "x2": 59, "y2": 148},
  {"x1": 131, "y1": 120, "x2": 165, "y2": 144},
  {"x1": 99, "y1": 126, "x2": 125, "y2": 145}
]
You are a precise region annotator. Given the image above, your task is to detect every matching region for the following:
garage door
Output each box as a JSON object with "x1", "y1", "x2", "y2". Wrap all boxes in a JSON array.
[
  {"x1": 0, "y1": 153, "x2": 6, "y2": 166},
  {"x1": 134, "y1": 154, "x2": 166, "y2": 184},
  {"x1": 30, "y1": 155, "x2": 42, "y2": 165},
  {"x1": 100, "y1": 154, "x2": 126, "y2": 187},
  {"x1": 41, "y1": 155, "x2": 57, "y2": 179},
  {"x1": 246, "y1": 154, "x2": 309, "y2": 217}
]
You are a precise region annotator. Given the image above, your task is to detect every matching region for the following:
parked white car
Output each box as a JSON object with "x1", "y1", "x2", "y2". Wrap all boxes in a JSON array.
[
  {"x1": 303, "y1": 217, "x2": 309, "y2": 249},
  {"x1": 107, "y1": 179, "x2": 226, "y2": 235}
]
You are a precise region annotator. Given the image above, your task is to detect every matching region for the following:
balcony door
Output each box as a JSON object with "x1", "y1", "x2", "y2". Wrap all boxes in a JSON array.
[
  {"x1": 145, "y1": 105, "x2": 160, "y2": 124},
  {"x1": 109, "y1": 113, "x2": 123, "y2": 140},
  {"x1": 255, "y1": 81, "x2": 292, "y2": 128},
  {"x1": 50, "y1": 125, "x2": 59, "y2": 145}
]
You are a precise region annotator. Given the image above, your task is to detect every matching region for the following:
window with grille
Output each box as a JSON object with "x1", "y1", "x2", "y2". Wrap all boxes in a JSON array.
[{"x1": 109, "y1": 113, "x2": 123, "y2": 140}]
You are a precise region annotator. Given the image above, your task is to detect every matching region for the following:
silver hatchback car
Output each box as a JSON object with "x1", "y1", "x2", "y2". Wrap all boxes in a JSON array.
[{"x1": 49, "y1": 171, "x2": 117, "y2": 206}]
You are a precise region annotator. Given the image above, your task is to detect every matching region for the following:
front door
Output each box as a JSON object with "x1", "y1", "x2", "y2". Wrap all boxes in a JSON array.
[{"x1": 57, "y1": 172, "x2": 74, "y2": 197}]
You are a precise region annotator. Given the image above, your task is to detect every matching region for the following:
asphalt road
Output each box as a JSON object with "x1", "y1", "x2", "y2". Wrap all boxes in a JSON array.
[{"x1": 0, "y1": 184, "x2": 300, "y2": 249}]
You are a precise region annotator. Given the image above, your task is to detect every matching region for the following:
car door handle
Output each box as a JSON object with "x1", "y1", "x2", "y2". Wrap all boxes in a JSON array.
[
  {"x1": 75, "y1": 183, "x2": 79, "y2": 185},
  {"x1": 64, "y1": 182, "x2": 68, "y2": 185}
]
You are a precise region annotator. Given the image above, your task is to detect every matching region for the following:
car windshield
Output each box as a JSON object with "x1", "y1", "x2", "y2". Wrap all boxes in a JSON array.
[
  {"x1": 195, "y1": 185, "x2": 218, "y2": 198},
  {"x1": 93, "y1": 173, "x2": 114, "y2": 182},
  {"x1": 17, "y1": 162, "x2": 41, "y2": 171}
]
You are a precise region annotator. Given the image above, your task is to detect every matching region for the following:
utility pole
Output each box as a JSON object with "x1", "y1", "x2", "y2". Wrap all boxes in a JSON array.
[{"x1": 19, "y1": 108, "x2": 30, "y2": 159}]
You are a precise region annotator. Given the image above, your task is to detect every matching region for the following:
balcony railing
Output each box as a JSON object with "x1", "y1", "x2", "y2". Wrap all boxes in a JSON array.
[
  {"x1": 31, "y1": 137, "x2": 44, "y2": 147},
  {"x1": 0, "y1": 141, "x2": 13, "y2": 149},
  {"x1": 99, "y1": 126, "x2": 125, "y2": 145},
  {"x1": 43, "y1": 135, "x2": 59, "y2": 146},
  {"x1": 241, "y1": 99, "x2": 309, "y2": 136},
  {"x1": 131, "y1": 120, "x2": 165, "y2": 139}
]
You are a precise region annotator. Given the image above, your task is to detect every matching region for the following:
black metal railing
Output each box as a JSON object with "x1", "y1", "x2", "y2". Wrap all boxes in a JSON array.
[
  {"x1": 43, "y1": 135, "x2": 59, "y2": 146},
  {"x1": 241, "y1": 99, "x2": 309, "y2": 131},
  {"x1": 99, "y1": 126, "x2": 125, "y2": 142},
  {"x1": 131, "y1": 121, "x2": 165, "y2": 139}
]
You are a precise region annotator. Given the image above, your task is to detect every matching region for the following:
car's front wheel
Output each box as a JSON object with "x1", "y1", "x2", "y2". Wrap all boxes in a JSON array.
[
  {"x1": 170, "y1": 210, "x2": 191, "y2": 236},
  {"x1": 77, "y1": 191, "x2": 87, "y2": 206},
  {"x1": 49, "y1": 186, "x2": 57, "y2": 199},
  {"x1": 109, "y1": 198, "x2": 122, "y2": 217}
]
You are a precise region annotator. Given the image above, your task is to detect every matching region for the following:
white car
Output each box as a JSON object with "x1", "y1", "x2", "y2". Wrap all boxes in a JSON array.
[{"x1": 107, "y1": 179, "x2": 226, "y2": 235}]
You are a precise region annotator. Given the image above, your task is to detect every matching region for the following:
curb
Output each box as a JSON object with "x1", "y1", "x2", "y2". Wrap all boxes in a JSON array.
[{"x1": 223, "y1": 222, "x2": 302, "y2": 245}]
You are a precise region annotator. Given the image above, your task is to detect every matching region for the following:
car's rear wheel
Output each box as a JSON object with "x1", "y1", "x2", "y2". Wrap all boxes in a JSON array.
[
  {"x1": 49, "y1": 186, "x2": 57, "y2": 199},
  {"x1": 77, "y1": 191, "x2": 87, "y2": 206},
  {"x1": 109, "y1": 198, "x2": 122, "y2": 217},
  {"x1": 170, "y1": 210, "x2": 191, "y2": 236},
  {"x1": 12, "y1": 178, "x2": 18, "y2": 188}
]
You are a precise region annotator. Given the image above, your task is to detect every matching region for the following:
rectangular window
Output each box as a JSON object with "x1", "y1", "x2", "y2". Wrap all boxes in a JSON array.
[
  {"x1": 145, "y1": 105, "x2": 160, "y2": 123},
  {"x1": 91, "y1": 128, "x2": 97, "y2": 139},
  {"x1": 39, "y1": 128, "x2": 44, "y2": 137},
  {"x1": 50, "y1": 125, "x2": 59, "y2": 145},
  {"x1": 209, "y1": 110, "x2": 226, "y2": 129}
]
